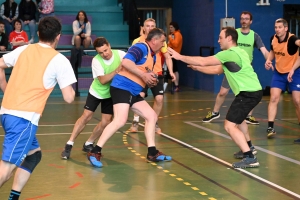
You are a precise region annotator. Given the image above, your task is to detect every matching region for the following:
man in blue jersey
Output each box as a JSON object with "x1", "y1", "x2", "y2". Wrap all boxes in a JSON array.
[{"x1": 87, "y1": 28, "x2": 172, "y2": 168}]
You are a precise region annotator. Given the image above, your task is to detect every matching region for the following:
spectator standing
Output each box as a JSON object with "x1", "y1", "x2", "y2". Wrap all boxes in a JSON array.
[
  {"x1": 9, "y1": 19, "x2": 29, "y2": 49},
  {"x1": 18, "y1": 0, "x2": 36, "y2": 43},
  {"x1": 0, "y1": 0, "x2": 18, "y2": 36},
  {"x1": 168, "y1": 21, "x2": 182, "y2": 92}
]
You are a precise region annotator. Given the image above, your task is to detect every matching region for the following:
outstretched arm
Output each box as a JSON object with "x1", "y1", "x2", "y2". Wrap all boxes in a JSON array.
[
  {"x1": 260, "y1": 46, "x2": 269, "y2": 60},
  {"x1": 188, "y1": 64, "x2": 224, "y2": 75},
  {"x1": 167, "y1": 47, "x2": 221, "y2": 66}
]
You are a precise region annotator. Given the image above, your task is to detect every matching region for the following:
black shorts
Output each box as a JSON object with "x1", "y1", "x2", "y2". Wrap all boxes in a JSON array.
[
  {"x1": 172, "y1": 58, "x2": 178, "y2": 73},
  {"x1": 84, "y1": 92, "x2": 113, "y2": 114},
  {"x1": 142, "y1": 76, "x2": 164, "y2": 97},
  {"x1": 221, "y1": 76, "x2": 230, "y2": 89},
  {"x1": 110, "y1": 86, "x2": 144, "y2": 107},
  {"x1": 226, "y1": 90, "x2": 263, "y2": 124}
]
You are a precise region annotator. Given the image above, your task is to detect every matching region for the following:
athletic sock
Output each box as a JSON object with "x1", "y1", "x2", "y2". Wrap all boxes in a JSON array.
[
  {"x1": 67, "y1": 141, "x2": 74, "y2": 146},
  {"x1": 212, "y1": 111, "x2": 219, "y2": 115},
  {"x1": 85, "y1": 141, "x2": 93, "y2": 146},
  {"x1": 133, "y1": 116, "x2": 140, "y2": 122},
  {"x1": 268, "y1": 121, "x2": 274, "y2": 128},
  {"x1": 247, "y1": 140, "x2": 252, "y2": 148},
  {"x1": 243, "y1": 151, "x2": 254, "y2": 158},
  {"x1": 91, "y1": 145, "x2": 102, "y2": 153},
  {"x1": 148, "y1": 146, "x2": 158, "y2": 156},
  {"x1": 8, "y1": 190, "x2": 21, "y2": 200}
]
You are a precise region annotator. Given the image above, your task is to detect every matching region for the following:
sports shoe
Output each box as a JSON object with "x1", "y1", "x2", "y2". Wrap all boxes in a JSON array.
[
  {"x1": 173, "y1": 86, "x2": 180, "y2": 92},
  {"x1": 87, "y1": 152, "x2": 103, "y2": 168},
  {"x1": 233, "y1": 146, "x2": 257, "y2": 159},
  {"x1": 130, "y1": 121, "x2": 139, "y2": 132},
  {"x1": 155, "y1": 123, "x2": 162, "y2": 134},
  {"x1": 267, "y1": 127, "x2": 276, "y2": 138},
  {"x1": 294, "y1": 138, "x2": 300, "y2": 144},
  {"x1": 245, "y1": 116, "x2": 259, "y2": 125},
  {"x1": 202, "y1": 111, "x2": 220, "y2": 123},
  {"x1": 232, "y1": 156, "x2": 259, "y2": 168},
  {"x1": 61, "y1": 144, "x2": 73, "y2": 160},
  {"x1": 82, "y1": 143, "x2": 93, "y2": 152},
  {"x1": 147, "y1": 151, "x2": 172, "y2": 162}
]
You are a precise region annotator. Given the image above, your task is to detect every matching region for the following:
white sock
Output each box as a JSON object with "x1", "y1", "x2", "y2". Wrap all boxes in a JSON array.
[
  {"x1": 85, "y1": 141, "x2": 93, "y2": 146},
  {"x1": 163, "y1": 82, "x2": 168, "y2": 91},
  {"x1": 67, "y1": 141, "x2": 74, "y2": 146},
  {"x1": 133, "y1": 115, "x2": 140, "y2": 122}
]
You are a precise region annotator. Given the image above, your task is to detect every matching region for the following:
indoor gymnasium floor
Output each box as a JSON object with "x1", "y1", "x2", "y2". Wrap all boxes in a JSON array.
[{"x1": 0, "y1": 86, "x2": 300, "y2": 200}]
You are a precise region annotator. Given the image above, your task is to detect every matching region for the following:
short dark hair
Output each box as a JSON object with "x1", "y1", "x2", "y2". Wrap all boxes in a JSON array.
[
  {"x1": 146, "y1": 28, "x2": 166, "y2": 41},
  {"x1": 240, "y1": 11, "x2": 253, "y2": 21},
  {"x1": 38, "y1": 16, "x2": 62, "y2": 43},
  {"x1": 76, "y1": 10, "x2": 89, "y2": 23},
  {"x1": 222, "y1": 27, "x2": 238, "y2": 44},
  {"x1": 169, "y1": 21, "x2": 179, "y2": 31},
  {"x1": 275, "y1": 18, "x2": 288, "y2": 27},
  {"x1": 93, "y1": 37, "x2": 109, "y2": 49},
  {"x1": 13, "y1": 19, "x2": 22, "y2": 30},
  {"x1": 0, "y1": 21, "x2": 4, "y2": 26}
]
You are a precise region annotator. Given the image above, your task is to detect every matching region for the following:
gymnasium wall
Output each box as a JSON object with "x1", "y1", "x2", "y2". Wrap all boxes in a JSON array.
[{"x1": 172, "y1": 0, "x2": 300, "y2": 93}]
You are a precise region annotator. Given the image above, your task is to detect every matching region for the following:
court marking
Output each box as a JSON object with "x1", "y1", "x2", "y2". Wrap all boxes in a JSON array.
[{"x1": 185, "y1": 121, "x2": 300, "y2": 165}]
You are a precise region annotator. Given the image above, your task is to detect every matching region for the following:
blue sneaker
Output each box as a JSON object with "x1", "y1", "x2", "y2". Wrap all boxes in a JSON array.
[
  {"x1": 147, "y1": 151, "x2": 172, "y2": 162},
  {"x1": 87, "y1": 152, "x2": 103, "y2": 168}
]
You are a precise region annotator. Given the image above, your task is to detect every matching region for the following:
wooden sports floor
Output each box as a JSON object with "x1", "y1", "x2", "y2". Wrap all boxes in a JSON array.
[{"x1": 0, "y1": 86, "x2": 300, "y2": 200}]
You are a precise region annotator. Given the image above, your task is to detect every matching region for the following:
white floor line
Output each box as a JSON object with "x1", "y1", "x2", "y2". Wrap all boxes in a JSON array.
[
  {"x1": 138, "y1": 123, "x2": 300, "y2": 198},
  {"x1": 185, "y1": 121, "x2": 300, "y2": 165}
]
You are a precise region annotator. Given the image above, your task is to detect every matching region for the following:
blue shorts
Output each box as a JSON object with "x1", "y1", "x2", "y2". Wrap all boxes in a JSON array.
[
  {"x1": 1, "y1": 114, "x2": 39, "y2": 166},
  {"x1": 271, "y1": 69, "x2": 300, "y2": 91}
]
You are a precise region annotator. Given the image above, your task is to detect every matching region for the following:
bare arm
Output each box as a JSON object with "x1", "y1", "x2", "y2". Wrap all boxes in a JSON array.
[
  {"x1": 0, "y1": 58, "x2": 8, "y2": 92},
  {"x1": 167, "y1": 47, "x2": 221, "y2": 66},
  {"x1": 265, "y1": 50, "x2": 275, "y2": 71},
  {"x1": 97, "y1": 64, "x2": 122, "y2": 85},
  {"x1": 163, "y1": 52, "x2": 175, "y2": 81},
  {"x1": 61, "y1": 85, "x2": 75, "y2": 104},
  {"x1": 188, "y1": 64, "x2": 224, "y2": 75},
  {"x1": 288, "y1": 56, "x2": 300, "y2": 82},
  {"x1": 260, "y1": 46, "x2": 269, "y2": 60}
]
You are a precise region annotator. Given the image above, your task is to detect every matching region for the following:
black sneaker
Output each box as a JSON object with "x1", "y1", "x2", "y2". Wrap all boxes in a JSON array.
[
  {"x1": 82, "y1": 143, "x2": 94, "y2": 152},
  {"x1": 232, "y1": 155, "x2": 259, "y2": 168},
  {"x1": 267, "y1": 127, "x2": 276, "y2": 138},
  {"x1": 147, "y1": 151, "x2": 172, "y2": 162},
  {"x1": 61, "y1": 144, "x2": 73, "y2": 160},
  {"x1": 245, "y1": 116, "x2": 259, "y2": 125},
  {"x1": 233, "y1": 146, "x2": 257, "y2": 159},
  {"x1": 202, "y1": 111, "x2": 220, "y2": 122}
]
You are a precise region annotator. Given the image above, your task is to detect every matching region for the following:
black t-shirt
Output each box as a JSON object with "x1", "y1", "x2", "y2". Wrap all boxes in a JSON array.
[{"x1": 270, "y1": 33, "x2": 300, "y2": 56}]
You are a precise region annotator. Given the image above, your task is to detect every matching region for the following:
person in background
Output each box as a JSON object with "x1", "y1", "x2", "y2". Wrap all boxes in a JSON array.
[
  {"x1": 18, "y1": 0, "x2": 36, "y2": 43},
  {"x1": 168, "y1": 21, "x2": 182, "y2": 92},
  {"x1": 9, "y1": 19, "x2": 29, "y2": 49},
  {"x1": 38, "y1": 0, "x2": 54, "y2": 19},
  {"x1": 265, "y1": 18, "x2": 300, "y2": 139},
  {"x1": 72, "y1": 10, "x2": 92, "y2": 49},
  {"x1": 0, "y1": 21, "x2": 8, "y2": 52},
  {"x1": 0, "y1": 0, "x2": 18, "y2": 36}
]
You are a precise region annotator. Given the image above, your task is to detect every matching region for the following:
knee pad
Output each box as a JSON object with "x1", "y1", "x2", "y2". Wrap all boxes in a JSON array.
[{"x1": 20, "y1": 151, "x2": 42, "y2": 173}]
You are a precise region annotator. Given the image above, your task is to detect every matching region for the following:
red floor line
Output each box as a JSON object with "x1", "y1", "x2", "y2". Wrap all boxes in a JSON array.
[
  {"x1": 25, "y1": 194, "x2": 51, "y2": 200},
  {"x1": 69, "y1": 182, "x2": 81, "y2": 188},
  {"x1": 76, "y1": 172, "x2": 83, "y2": 178}
]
